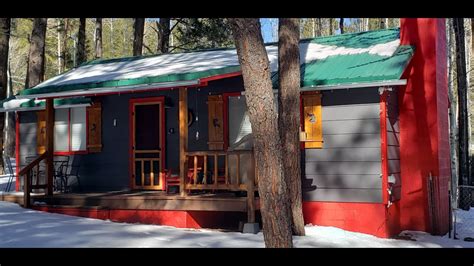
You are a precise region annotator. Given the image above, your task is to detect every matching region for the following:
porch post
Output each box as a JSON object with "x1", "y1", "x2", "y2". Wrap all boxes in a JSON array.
[
  {"x1": 45, "y1": 98, "x2": 54, "y2": 195},
  {"x1": 179, "y1": 87, "x2": 188, "y2": 196}
]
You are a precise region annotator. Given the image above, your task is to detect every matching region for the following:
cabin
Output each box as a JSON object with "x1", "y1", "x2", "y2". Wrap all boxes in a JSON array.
[{"x1": 0, "y1": 18, "x2": 451, "y2": 238}]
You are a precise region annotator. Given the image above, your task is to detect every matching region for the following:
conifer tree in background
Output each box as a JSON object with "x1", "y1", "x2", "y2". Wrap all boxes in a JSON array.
[
  {"x1": 0, "y1": 18, "x2": 11, "y2": 173},
  {"x1": 339, "y1": 18, "x2": 344, "y2": 34},
  {"x1": 95, "y1": 18, "x2": 103, "y2": 59},
  {"x1": 133, "y1": 18, "x2": 145, "y2": 56},
  {"x1": 26, "y1": 18, "x2": 47, "y2": 88},
  {"x1": 157, "y1": 18, "x2": 170, "y2": 54},
  {"x1": 76, "y1": 18, "x2": 86, "y2": 66}
]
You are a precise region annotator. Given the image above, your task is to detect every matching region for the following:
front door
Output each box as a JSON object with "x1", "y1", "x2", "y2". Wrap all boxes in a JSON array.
[{"x1": 130, "y1": 97, "x2": 165, "y2": 190}]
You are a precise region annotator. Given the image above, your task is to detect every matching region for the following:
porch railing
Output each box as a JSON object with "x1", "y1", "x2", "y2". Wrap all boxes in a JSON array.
[
  {"x1": 184, "y1": 150, "x2": 257, "y2": 191},
  {"x1": 19, "y1": 152, "x2": 48, "y2": 208},
  {"x1": 184, "y1": 149, "x2": 257, "y2": 223}
]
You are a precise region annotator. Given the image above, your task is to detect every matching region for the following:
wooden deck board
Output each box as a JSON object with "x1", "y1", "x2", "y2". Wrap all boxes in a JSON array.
[{"x1": 0, "y1": 190, "x2": 260, "y2": 212}]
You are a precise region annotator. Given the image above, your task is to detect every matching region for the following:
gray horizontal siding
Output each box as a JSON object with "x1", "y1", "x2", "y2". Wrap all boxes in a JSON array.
[
  {"x1": 305, "y1": 161, "x2": 381, "y2": 175},
  {"x1": 387, "y1": 146, "x2": 400, "y2": 160},
  {"x1": 321, "y1": 133, "x2": 380, "y2": 148},
  {"x1": 305, "y1": 147, "x2": 381, "y2": 162},
  {"x1": 305, "y1": 174, "x2": 381, "y2": 189},
  {"x1": 386, "y1": 118, "x2": 399, "y2": 133},
  {"x1": 387, "y1": 131, "x2": 400, "y2": 146},
  {"x1": 322, "y1": 104, "x2": 380, "y2": 120},
  {"x1": 303, "y1": 88, "x2": 383, "y2": 203},
  {"x1": 323, "y1": 119, "x2": 380, "y2": 135},
  {"x1": 303, "y1": 188, "x2": 382, "y2": 202}
]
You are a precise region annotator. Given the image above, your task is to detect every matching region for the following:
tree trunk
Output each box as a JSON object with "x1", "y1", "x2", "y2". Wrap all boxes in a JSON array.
[
  {"x1": 339, "y1": 18, "x2": 344, "y2": 34},
  {"x1": 363, "y1": 18, "x2": 369, "y2": 31},
  {"x1": 316, "y1": 18, "x2": 322, "y2": 37},
  {"x1": 26, "y1": 18, "x2": 47, "y2": 88},
  {"x1": 76, "y1": 18, "x2": 86, "y2": 66},
  {"x1": 453, "y1": 18, "x2": 471, "y2": 208},
  {"x1": 379, "y1": 18, "x2": 385, "y2": 29},
  {"x1": 157, "y1": 18, "x2": 170, "y2": 54},
  {"x1": 57, "y1": 19, "x2": 63, "y2": 74},
  {"x1": 329, "y1": 18, "x2": 334, "y2": 35},
  {"x1": 278, "y1": 18, "x2": 305, "y2": 236},
  {"x1": 4, "y1": 58, "x2": 15, "y2": 159},
  {"x1": 230, "y1": 18, "x2": 293, "y2": 248},
  {"x1": 133, "y1": 18, "x2": 145, "y2": 56},
  {"x1": 447, "y1": 19, "x2": 459, "y2": 208},
  {"x1": 0, "y1": 18, "x2": 11, "y2": 174},
  {"x1": 95, "y1": 18, "x2": 103, "y2": 59}
]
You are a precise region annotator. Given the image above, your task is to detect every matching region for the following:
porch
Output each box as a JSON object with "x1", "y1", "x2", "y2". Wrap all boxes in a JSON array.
[{"x1": 1, "y1": 190, "x2": 260, "y2": 230}]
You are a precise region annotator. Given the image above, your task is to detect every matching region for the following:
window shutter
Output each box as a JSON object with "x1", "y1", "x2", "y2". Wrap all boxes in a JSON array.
[
  {"x1": 87, "y1": 102, "x2": 102, "y2": 152},
  {"x1": 37, "y1": 111, "x2": 46, "y2": 154},
  {"x1": 302, "y1": 93, "x2": 323, "y2": 148},
  {"x1": 207, "y1": 95, "x2": 224, "y2": 150}
]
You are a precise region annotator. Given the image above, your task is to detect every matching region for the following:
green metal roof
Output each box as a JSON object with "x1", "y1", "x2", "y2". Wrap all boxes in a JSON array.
[{"x1": 19, "y1": 28, "x2": 413, "y2": 98}]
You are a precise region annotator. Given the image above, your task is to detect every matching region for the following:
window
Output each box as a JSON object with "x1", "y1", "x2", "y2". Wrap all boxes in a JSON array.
[{"x1": 54, "y1": 107, "x2": 87, "y2": 153}]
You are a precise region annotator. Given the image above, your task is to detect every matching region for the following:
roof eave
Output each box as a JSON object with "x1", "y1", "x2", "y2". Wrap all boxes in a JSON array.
[
  {"x1": 300, "y1": 79, "x2": 407, "y2": 91},
  {"x1": 16, "y1": 80, "x2": 201, "y2": 100}
]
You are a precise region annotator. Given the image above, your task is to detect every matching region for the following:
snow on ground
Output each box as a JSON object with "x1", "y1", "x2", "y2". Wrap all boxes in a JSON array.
[
  {"x1": 0, "y1": 200, "x2": 473, "y2": 248},
  {"x1": 0, "y1": 175, "x2": 15, "y2": 192}
]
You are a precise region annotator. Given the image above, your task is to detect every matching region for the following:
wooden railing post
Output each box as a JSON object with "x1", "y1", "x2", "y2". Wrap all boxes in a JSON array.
[
  {"x1": 23, "y1": 171, "x2": 31, "y2": 208},
  {"x1": 246, "y1": 155, "x2": 255, "y2": 223},
  {"x1": 45, "y1": 98, "x2": 54, "y2": 196},
  {"x1": 179, "y1": 88, "x2": 188, "y2": 196}
]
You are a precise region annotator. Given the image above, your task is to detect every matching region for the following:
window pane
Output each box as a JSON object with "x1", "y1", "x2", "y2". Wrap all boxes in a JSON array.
[
  {"x1": 71, "y1": 107, "x2": 87, "y2": 151},
  {"x1": 228, "y1": 96, "x2": 252, "y2": 149},
  {"x1": 54, "y1": 108, "x2": 69, "y2": 152},
  {"x1": 135, "y1": 104, "x2": 160, "y2": 150}
]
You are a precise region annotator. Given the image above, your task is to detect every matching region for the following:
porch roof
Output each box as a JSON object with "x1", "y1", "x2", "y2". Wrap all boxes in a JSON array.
[
  {"x1": 0, "y1": 97, "x2": 92, "y2": 112},
  {"x1": 17, "y1": 28, "x2": 414, "y2": 99}
]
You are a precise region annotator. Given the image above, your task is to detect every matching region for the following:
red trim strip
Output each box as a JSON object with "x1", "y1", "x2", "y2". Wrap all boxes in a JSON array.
[
  {"x1": 54, "y1": 151, "x2": 88, "y2": 156},
  {"x1": 380, "y1": 91, "x2": 389, "y2": 204},
  {"x1": 199, "y1": 72, "x2": 242, "y2": 83},
  {"x1": 15, "y1": 112, "x2": 20, "y2": 191},
  {"x1": 36, "y1": 73, "x2": 242, "y2": 101}
]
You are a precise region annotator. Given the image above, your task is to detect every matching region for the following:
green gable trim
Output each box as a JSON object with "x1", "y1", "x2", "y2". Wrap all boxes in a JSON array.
[
  {"x1": 19, "y1": 97, "x2": 92, "y2": 108},
  {"x1": 21, "y1": 65, "x2": 242, "y2": 96}
]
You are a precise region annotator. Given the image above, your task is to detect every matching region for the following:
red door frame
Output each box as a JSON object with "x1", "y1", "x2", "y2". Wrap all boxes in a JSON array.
[{"x1": 128, "y1": 97, "x2": 166, "y2": 190}]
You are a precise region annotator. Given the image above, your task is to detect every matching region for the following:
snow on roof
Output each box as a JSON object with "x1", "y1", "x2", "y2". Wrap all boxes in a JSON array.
[{"x1": 19, "y1": 28, "x2": 413, "y2": 97}]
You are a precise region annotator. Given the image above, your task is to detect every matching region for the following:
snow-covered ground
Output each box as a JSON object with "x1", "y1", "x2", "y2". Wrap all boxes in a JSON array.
[
  {"x1": 0, "y1": 174, "x2": 15, "y2": 192},
  {"x1": 0, "y1": 201, "x2": 473, "y2": 247}
]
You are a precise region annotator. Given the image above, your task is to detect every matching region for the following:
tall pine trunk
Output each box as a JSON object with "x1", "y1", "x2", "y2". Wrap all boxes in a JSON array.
[
  {"x1": 339, "y1": 18, "x2": 344, "y2": 34},
  {"x1": 57, "y1": 19, "x2": 64, "y2": 74},
  {"x1": 0, "y1": 18, "x2": 11, "y2": 174},
  {"x1": 95, "y1": 18, "x2": 103, "y2": 59},
  {"x1": 133, "y1": 18, "x2": 145, "y2": 56},
  {"x1": 230, "y1": 18, "x2": 293, "y2": 248},
  {"x1": 453, "y1": 18, "x2": 471, "y2": 209},
  {"x1": 329, "y1": 18, "x2": 334, "y2": 35},
  {"x1": 278, "y1": 18, "x2": 305, "y2": 236},
  {"x1": 316, "y1": 18, "x2": 322, "y2": 37},
  {"x1": 447, "y1": 19, "x2": 459, "y2": 208},
  {"x1": 4, "y1": 57, "x2": 15, "y2": 159},
  {"x1": 157, "y1": 18, "x2": 170, "y2": 54},
  {"x1": 76, "y1": 18, "x2": 86, "y2": 66},
  {"x1": 26, "y1": 18, "x2": 47, "y2": 88}
]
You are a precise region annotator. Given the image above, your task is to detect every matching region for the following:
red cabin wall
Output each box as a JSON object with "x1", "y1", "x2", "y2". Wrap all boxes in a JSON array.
[{"x1": 398, "y1": 18, "x2": 450, "y2": 235}]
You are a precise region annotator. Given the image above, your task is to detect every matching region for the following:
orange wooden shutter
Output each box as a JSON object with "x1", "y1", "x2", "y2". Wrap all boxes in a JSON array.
[
  {"x1": 87, "y1": 102, "x2": 102, "y2": 152},
  {"x1": 37, "y1": 111, "x2": 46, "y2": 154},
  {"x1": 302, "y1": 93, "x2": 323, "y2": 148},
  {"x1": 207, "y1": 95, "x2": 224, "y2": 150}
]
